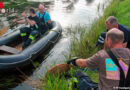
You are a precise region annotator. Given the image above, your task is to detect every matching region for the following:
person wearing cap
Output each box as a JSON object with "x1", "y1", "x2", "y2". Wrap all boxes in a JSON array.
[
  {"x1": 36, "y1": 4, "x2": 52, "y2": 34},
  {"x1": 96, "y1": 16, "x2": 130, "y2": 49}
]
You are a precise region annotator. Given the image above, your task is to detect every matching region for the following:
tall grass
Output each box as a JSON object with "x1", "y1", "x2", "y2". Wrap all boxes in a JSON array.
[
  {"x1": 41, "y1": 0, "x2": 130, "y2": 89},
  {"x1": 69, "y1": 0, "x2": 120, "y2": 58},
  {"x1": 42, "y1": 68, "x2": 81, "y2": 90}
]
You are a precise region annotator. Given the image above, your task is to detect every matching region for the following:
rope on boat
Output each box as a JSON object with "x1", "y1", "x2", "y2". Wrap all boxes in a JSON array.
[
  {"x1": 48, "y1": 30, "x2": 62, "y2": 44},
  {"x1": 29, "y1": 58, "x2": 37, "y2": 69}
]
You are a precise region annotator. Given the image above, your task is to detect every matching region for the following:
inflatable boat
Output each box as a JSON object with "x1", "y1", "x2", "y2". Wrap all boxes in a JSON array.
[{"x1": 0, "y1": 21, "x2": 62, "y2": 70}]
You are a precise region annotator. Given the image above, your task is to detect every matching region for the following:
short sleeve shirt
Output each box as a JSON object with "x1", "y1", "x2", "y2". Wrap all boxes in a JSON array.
[
  {"x1": 36, "y1": 11, "x2": 51, "y2": 23},
  {"x1": 86, "y1": 48, "x2": 130, "y2": 90}
]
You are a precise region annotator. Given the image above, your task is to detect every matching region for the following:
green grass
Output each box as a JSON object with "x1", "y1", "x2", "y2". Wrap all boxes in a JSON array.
[
  {"x1": 41, "y1": 0, "x2": 130, "y2": 89},
  {"x1": 70, "y1": 0, "x2": 130, "y2": 59},
  {"x1": 42, "y1": 73, "x2": 69, "y2": 90}
]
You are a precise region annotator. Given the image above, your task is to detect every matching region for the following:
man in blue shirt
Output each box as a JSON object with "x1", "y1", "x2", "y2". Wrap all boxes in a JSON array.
[
  {"x1": 36, "y1": 4, "x2": 52, "y2": 34},
  {"x1": 96, "y1": 16, "x2": 130, "y2": 49}
]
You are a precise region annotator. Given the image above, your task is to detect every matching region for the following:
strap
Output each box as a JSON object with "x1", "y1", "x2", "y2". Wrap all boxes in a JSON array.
[
  {"x1": 39, "y1": 11, "x2": 46, "y2": 24},
  {"x1": 125, "y1": 62, "x2": 130, "y2": 87},
  {"x1": 106, "y1": 50, "x2": 125, "y2": 88}
]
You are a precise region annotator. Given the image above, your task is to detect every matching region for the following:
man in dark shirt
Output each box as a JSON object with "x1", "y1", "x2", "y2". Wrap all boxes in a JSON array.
[
  {"x1": 96, "y1": 16, "x2": 130, "y2": 49},
  {"x1": 13, "y1": 8, "x2": 41, "y2": 48}
]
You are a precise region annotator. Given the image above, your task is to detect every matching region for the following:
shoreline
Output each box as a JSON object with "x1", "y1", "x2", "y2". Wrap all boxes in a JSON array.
[{"x1": 41, "y1": 0, "x2": 130, "y2": 89}]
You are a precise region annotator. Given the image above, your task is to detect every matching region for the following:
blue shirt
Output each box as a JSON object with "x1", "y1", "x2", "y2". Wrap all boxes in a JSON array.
[{"x1": 36, "y1": 11, "x2": 51, "y2": 23}]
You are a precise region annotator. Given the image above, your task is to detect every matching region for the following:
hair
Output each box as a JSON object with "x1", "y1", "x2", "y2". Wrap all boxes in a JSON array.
[
  {"x1": 39, "y1": 4, "x2": 44, "y2": 9},
  {"x1": 106, "y1": 16, "x2": 118, "y2": 25},
  {"x1": 29, "y1": 8, "x2": 36, "y2": 14},
  {"x1": 106, "y1": 28, "x2": 124, "y2": 44}
]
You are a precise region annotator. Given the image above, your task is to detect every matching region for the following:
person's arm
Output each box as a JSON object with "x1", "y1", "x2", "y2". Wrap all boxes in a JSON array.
[
  {"x1": 96, "y1": 32, "x2": 106, "y2": 47},
  {"x1": 25, "y1": 17, "x2": 36, "y2": 26},
  {"x1": 12, "y1": 16, "x2": 22, "y2": 22},
  {"x1": 15, "y1": 20, "x2": 26, "y2": 24},
  {"x1": 22, "y1": 12, "x2": 36, "y2": 26},
  {"x1": 76, "y1": 59, "x2": 88, "y2": 68},
  {"x1": 45, "y1": 13, "x2": 52, "y2": 24},
  {"x1": 12, "y1": 16, "x2": 26, "y2": 24},
  {"x1": 75, "y1": 51, "x2": 103, "y2": 69}
]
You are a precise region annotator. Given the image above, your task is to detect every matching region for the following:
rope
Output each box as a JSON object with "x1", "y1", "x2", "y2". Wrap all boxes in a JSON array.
[{"x1": 48, "y1": 30, "x2": 62, "y2": 44}]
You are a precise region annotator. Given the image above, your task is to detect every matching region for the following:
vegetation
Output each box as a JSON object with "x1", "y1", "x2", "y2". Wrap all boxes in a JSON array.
[{"x1": 41, "y1": 0, "x2": 130, "y2": 89}]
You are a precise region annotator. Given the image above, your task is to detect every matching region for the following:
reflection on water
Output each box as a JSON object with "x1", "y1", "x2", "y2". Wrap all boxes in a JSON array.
[{"x1": 49, "y1": 0, "x2": 104, "y2": 28}]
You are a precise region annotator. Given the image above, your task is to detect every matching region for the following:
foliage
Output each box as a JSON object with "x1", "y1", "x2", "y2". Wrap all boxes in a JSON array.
[{"x1": 41, "y1": 0, "x2": 130, "y2": 89}]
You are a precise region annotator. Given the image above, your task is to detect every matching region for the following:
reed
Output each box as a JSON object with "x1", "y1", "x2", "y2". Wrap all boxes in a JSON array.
[{"x1": 41, "y1": 0, "x2": 130, "y2": 89}]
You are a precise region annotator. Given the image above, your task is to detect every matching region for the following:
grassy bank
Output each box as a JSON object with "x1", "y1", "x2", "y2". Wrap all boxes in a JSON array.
[{"x1": 41, "y1": 0, "x2": 130, "y2": 89}]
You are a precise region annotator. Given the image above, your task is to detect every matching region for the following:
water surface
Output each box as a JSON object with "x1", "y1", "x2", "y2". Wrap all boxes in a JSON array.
[{"x1": 1, "y1": 0, "x2": 107, "y2": 89}]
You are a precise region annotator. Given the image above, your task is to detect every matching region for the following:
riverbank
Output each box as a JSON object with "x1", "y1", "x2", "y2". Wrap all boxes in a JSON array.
[{"x1": 41, "y1": 0, "x2": 130, "y2": 89}]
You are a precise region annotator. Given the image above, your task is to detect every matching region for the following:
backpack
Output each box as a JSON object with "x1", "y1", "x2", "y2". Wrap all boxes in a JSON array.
[{"x1": 73, "y1": 71, "x2": 98, "y2": 90}]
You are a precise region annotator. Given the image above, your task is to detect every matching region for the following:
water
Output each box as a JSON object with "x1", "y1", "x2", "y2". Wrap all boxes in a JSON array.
[
  {"x1": 34, "y1": 0, "x2": 105, "y2": 76},
  {"x1": 0, "y1": 0, "x2": 107, "y2": 89}
]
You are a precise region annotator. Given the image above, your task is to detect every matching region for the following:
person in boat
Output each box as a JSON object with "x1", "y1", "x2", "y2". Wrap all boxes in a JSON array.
[
  {"x1": 69, "y1": 28, "x2": 130, "y2": 90},
  {"x1": 36, "y1": 4, "x2": 52, "y2": 34},
  {"x1": 96, "y1": 16, "x2": 130, "y2": 49},
  {"x1": 13, "y1": 8, "x2": 42, "y2": 48}
]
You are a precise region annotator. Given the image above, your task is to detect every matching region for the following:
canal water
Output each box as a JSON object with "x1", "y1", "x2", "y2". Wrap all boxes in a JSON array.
[{"x1": 0, "y1": 0, "x2": 109, "y2": 89}]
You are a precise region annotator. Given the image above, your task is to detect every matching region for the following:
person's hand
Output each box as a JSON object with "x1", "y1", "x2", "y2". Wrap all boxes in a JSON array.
[
  {"x1": 76, "y1": 59, "x2": 87, "y2": 68},
  {"x1": 21, "y1": 12, "x2": 26, "y2": 17},
  {"x1": 12, "y1": 19, "x2": 17, "y2": 23}
]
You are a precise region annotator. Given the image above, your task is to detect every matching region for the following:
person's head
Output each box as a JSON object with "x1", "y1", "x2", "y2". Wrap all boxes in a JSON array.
[
  {"x1": 105, "y1": 28, "x2": 124, "y2": 49},
  {"x1": 106, "y1": 16, "x2": 118, "y2": 30},
  {"x1": 29, "y1": 8, "x2": 36, "y2": 16},
  {"x1": 38, "y1": 4, "x2": 45, "y2": 13}
]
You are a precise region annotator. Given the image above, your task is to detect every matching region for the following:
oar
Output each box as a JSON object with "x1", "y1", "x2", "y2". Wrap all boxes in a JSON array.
[
  {"x1": 0, "y1": 26, "x2": 8, "y2": 36},
  {"x1": 46, "y1": 58, "x2": 79, "y2": 77}
]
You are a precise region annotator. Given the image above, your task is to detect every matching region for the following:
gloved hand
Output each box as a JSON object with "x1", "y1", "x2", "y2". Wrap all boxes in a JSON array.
[{"x1": 67, "y1": 57, "x2": 80, "y2": 66}]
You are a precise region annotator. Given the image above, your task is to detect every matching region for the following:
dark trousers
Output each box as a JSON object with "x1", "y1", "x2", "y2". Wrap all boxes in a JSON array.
[
  {"x1": 40, "y1": 25, "x2": 49, "y2": 34},
  {"x1": 73, "y1": 71, "x2": 98, "y2": 90},
  {"x1": 20, "y1": 27, "x2": 40, "y2": 48}
]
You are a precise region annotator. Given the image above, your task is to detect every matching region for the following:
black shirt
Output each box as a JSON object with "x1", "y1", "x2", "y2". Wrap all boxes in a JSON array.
[
  {"x1": 28, "y1": 16, "x2": 41, "y2": 31},
  {"x1": 96, "y1": 24, "x2": 130, "y2": 49}
]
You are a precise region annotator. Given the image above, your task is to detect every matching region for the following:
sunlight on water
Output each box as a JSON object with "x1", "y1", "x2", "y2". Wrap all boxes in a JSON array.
[{"x1": 50, "y1": 0, "x2": 105, "y2": 28}]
